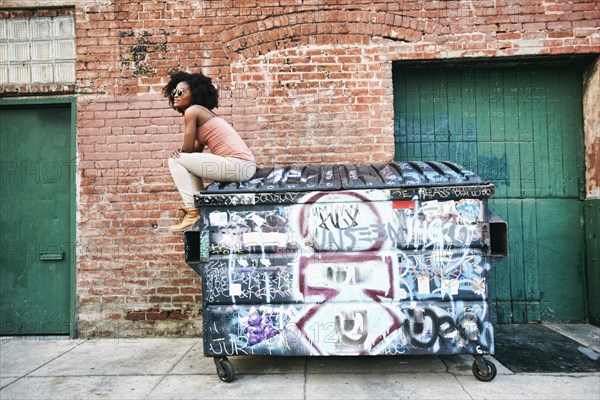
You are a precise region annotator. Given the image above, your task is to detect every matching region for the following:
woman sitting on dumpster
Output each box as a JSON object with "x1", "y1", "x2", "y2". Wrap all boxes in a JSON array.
[{"x1": 163, "y1": 71, "x2": 256, "y2": 232}]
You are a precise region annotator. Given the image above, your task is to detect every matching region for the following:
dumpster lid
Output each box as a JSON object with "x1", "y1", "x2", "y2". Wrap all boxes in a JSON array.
[{"x1": 201, "y1": 161, "x2": 482, "y2": 194}]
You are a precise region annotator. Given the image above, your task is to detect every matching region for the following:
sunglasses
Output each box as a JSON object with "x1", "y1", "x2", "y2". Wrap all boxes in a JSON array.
[{"x1": 171, "y1": 88, "x2": 188, "y2": 97}]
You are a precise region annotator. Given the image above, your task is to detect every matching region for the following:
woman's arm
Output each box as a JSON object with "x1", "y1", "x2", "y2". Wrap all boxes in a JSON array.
[{"x1": 181, "y1": 107, "x2": 201, "y2": 153}]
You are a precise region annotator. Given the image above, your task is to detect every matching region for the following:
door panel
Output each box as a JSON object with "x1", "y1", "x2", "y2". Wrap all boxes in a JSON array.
[
  {"x1": 535, "y1": 199, "x2": 586, "y2": 322},
  {"x1": 393, "y1": 65, "x2": 586, "y2": 323},
  {"x1": 0, "y1": 104, "x2": 72, "y2": 334}
]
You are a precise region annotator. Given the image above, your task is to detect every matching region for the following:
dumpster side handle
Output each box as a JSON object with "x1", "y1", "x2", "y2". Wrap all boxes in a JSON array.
[{"x1": 488, "y1": 212, "x2": 508, "y2": 258}]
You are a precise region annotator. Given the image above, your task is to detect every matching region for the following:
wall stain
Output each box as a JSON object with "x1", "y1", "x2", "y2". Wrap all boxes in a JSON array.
[
  {"x1": 587, "y1": 137, "x2": 600, "y2": 194},
  {"x1": 119, "y1": 30, "x2": 168, "y2": 77}
]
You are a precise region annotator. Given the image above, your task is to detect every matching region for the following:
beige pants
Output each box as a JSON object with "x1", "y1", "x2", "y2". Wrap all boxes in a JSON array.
[{"x1": 168, "y1": 153, "x2": 256, "y2": 207}]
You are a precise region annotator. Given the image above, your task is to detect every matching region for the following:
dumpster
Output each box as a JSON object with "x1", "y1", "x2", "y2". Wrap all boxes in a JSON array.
[{"x1": 183, "y1": 161, "x2": 508, "y2": 382}]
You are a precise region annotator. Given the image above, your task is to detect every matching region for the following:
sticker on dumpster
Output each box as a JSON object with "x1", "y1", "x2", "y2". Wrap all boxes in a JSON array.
[
  {"x1": 242, "y1": 232, "x2": 288, "y2": 248},
  {"x1": 209, "y1": 211, "x2": 229, "y2": 226},
  {"x1": 250, "y1": 213, "x2": 266, "y2": 227},
  {"x1": 229, "y1": 283, "x2": 242, "y2": 297},
  {"x1": 392, "y1": 200, "x2": 415, "y2": 209},
  {"x1": 417, "y1": 276, "x2": 430, "y2": 294}
]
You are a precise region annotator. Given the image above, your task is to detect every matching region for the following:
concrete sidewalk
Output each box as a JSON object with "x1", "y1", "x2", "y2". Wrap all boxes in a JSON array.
[{"x1": 1, "y1": 324, "x2": 599, "y2": 400}]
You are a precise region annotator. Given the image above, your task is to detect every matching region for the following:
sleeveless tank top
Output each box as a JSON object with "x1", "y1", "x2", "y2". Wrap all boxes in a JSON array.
[{"x1": 196, "y1": 116, "x2": 255, "y2": 163}]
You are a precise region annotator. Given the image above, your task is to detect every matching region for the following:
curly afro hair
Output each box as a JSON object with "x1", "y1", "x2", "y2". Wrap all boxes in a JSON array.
[{"x1": 163, "y1": 71, "x2": 219, "y2": 113}]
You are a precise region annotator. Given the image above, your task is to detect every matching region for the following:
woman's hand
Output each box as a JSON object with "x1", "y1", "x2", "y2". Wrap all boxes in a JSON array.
[{"x1": 170, "y1": 149, "x2": 181, "y2": 158}]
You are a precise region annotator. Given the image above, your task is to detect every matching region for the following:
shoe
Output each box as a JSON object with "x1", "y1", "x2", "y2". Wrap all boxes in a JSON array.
[{"x1": 169, "y1": 208, "x2": 200, "y2": 232}]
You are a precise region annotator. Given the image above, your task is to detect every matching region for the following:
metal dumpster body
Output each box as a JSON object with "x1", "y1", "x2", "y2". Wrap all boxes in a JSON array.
[{"x1": 184, "y1": 162, "x2": 507, "y2": 382}]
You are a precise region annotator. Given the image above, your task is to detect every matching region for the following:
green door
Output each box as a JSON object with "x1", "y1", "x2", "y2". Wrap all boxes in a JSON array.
[
  {"x1": 1, "y1": 103, "x2": 73, "y2": 334},
  {"x1": 393, "y1": 64, "x2": 586, "y2": 323}
]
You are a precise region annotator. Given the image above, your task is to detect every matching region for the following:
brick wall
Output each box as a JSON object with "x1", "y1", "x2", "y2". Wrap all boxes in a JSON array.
[{"x1": 2, "y1": 0, "x2": 598, "y2": 336}]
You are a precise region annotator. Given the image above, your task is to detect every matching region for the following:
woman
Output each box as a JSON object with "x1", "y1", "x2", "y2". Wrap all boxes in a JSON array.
[{"x1": 163, "y1": 72, "x2": 256, "y2": 231}]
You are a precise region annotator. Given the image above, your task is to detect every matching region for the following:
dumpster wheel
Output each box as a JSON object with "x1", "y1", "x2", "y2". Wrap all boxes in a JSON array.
[
  {"x1": 471, "y1": 357, "x2": 497, "y2": 382},
  {"x1": 214, "y1": 357, "x2": 235, "y2": 382}
]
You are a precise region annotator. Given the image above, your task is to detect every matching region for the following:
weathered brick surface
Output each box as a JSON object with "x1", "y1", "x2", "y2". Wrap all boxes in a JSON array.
[{"x1": 1, "y1": 1, "x2": 599, "y2": 337}]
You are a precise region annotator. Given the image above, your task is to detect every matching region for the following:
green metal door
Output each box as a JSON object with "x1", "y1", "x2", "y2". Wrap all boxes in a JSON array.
[
  {"x1": 393, "y1": 64, "x2": 586, "y2": 323},
  {"x1": 1, "y1": 103, "x2": 73, "y2": 334}
]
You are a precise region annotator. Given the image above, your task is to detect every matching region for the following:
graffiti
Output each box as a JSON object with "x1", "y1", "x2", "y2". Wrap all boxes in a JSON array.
[
  {"x1": 396, "y1": 199, "x2": 483, "y2": 250},
  {"x1": 377, "y1": 303, "x2": 493, "y2": 355},
  {"x1": 399, "y1": 248, "x2": 489, "y2": 301},
  {"x1": 196, "y1": 193, "x2": 256, "y2": 206},
  {"x1": 257, "y1": 193, "x2": 302, "y2": 204},
  {"x1": 203, "y1": 195, "x2": 483, "y2": 254},
  {"x1": 201, "y1": 250, "x2": 493, "y2": 356},
  {"x1": 243, "y1": 307, "x2": 281, "y2": 346},
  {"x1": 203, "y1": 302, "x2": 494, "y2": 357},
  {"x1": 196, "y1": 192, "x2": 302, "y2": 206},
  {"x1": 391, "y1": 185, "x2": 495, "y2": 201},
  {"x1": 327, "y1": 265, "x2": 357, "y2": 285},
  {"x1": 204, "y1": 305, "x2": 306, "y2": 356},
  {"x1": 313, "y1": 204, "x2": 360, "y2": 230},
  {"x1": 193, "y1": 185, "x2": 500, "y2": 357},
  {"x1": 196, "y1": 185, "x2": 494, "y2": 206},
  {"x1": 336, "y1": 310, "x2": 368, "y2": 344},
  {"x1": 203, "y1": 257, "x2": 295, "y2": 304},
  {"x1": 206, "y1": 208, "x2": 291, "y2": 254}
]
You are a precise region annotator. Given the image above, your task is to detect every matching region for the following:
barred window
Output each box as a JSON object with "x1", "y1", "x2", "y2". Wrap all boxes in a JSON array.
[{"x1": 0, "y1": 15, "x2": 75, "y2": 85}]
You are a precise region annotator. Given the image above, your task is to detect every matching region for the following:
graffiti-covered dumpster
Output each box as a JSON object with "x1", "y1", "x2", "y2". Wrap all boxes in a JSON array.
[{"x1": 183, "y1": 162, "x2": 508, "y2": 382}]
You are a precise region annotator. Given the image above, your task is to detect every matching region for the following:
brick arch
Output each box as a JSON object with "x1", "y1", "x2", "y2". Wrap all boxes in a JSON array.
[{"x1": 216, "y1": 10, "x2": 425, "y2": 60}]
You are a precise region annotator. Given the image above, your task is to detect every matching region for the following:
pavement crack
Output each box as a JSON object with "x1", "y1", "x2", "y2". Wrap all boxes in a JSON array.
[
  {"x1": 452, "y1": 374, "x2": 475, "y2": 400},
  {"x1": 143, "y1": 339, "x2": 198, "y2": 399},
  {"x1": 0, "y1": 337, "x2": 88, "y2": 392}
]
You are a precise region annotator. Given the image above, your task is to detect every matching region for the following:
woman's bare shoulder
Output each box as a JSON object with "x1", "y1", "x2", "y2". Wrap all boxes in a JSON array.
[{"x1": 184, "y1": 104, "x2": 215, "y2": 125}]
